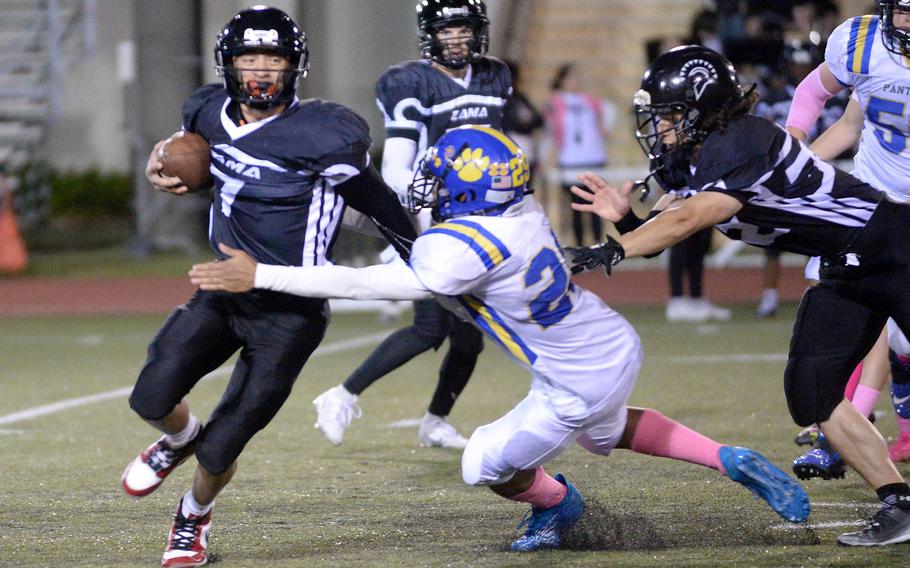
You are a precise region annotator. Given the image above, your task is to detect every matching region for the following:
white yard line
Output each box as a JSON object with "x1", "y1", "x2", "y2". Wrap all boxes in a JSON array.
[
  {"x1": 0, "y1": 331, "x2": 392, "y2": 427},
  {"x1": 772, "y1": 520, "x2": 865, "y2": 530},
  {"x1": 771, "y1": 502, "x2": 881, "y2": 531},
  {"x1": 812, "y1": 502, "x2": 880, "y2": 509},
  {"x1": 665, "y1": 353, "x2": 788, "y2": 364}
]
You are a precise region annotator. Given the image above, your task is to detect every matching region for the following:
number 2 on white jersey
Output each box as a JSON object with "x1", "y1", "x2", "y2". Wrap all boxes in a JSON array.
[{"x1": 524, "y1": 248, "x2": 573, "y2": 328}]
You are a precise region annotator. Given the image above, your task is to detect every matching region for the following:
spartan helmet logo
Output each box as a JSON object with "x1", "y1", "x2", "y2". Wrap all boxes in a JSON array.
[{"x1": 679, "y1": 59, "x2": 718, "y2": 101}]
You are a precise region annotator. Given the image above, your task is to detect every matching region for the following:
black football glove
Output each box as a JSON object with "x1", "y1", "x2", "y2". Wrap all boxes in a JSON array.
[{"x1": 568, "y1": 236, "x2": 626, "y2": 275}]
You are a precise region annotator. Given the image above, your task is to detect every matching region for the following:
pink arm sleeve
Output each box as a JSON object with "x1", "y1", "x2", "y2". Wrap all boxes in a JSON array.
[{"x1": 785, "y1": 67, "x2": 837, "y2": 135}]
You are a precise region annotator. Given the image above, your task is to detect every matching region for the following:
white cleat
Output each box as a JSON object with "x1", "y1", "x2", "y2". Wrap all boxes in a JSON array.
[
  {"x1": 312, "y1": 386, "x2": 362, "y2": 446},
  {"x1": 666, "y1": 297, "x2": 709, "y2": 323},
  {"x1": 419, "y1": 413, "x2": 468, "y2": 449},
  {"x1": 694, "y1": 298, "x2": 732, "y2": 321}
]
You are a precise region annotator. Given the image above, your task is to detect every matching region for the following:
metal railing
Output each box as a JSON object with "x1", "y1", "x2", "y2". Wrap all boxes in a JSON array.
[{"x1": 0, "y1": 0, "x2": 94, "y2": 228}]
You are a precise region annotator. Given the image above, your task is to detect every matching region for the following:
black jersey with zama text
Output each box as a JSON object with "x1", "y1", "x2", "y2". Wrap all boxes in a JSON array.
[
  {"x1": 375, "y1": 58, "x2": 511, "y2": 161},
  {"x1": 683, "y1": 115, "x2": 882, "y2": 258},
  {"x1": 182, "y1": 84, "x2": 371, "y2": 267}
]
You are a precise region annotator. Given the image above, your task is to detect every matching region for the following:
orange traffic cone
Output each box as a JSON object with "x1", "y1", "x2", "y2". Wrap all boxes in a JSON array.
[{"x1": 0, "y1": 187, "x2": 28, "y2": 274}]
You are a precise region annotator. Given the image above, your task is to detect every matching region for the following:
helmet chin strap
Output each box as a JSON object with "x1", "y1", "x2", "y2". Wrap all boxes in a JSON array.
[{"x1": 632, "y1": 173, "x2": 656, "y2": 203}]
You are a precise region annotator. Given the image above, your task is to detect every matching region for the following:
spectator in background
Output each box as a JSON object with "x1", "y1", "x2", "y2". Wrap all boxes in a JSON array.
[
  {"x1": 502, "y1": 59, "x2": 545, "y2": 182},
  {"x1": 544, "y1": 63, "x2": 616, "y2": 246},
  {"x1": 689, "y1": 8, "x2": 724, "y2": 53}
]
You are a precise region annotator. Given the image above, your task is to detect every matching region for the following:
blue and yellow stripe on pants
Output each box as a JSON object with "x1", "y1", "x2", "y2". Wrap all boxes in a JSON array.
[
  {"x1": 423, "y1": 219, "x2": 511, "y2": 270},
  {"x1": 458, "y1": 295, "x2": 536, "y2": 366},
  {"x1": 848, "y1": 15, "x2": 879, "y2": 75}
]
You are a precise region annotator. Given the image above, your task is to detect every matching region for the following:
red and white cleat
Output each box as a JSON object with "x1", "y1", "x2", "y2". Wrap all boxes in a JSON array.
[
  {"x1": 121, "y1": 433, "x2": 198, "y2": 497},
  {"x1": 161, "y1": 498, "x2": 212, "y2": 568}
]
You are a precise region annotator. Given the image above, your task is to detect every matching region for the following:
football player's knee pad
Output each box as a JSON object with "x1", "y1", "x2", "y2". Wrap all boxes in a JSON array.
[
  {"x1": 784, "y1": 355, "x2": 842, "y2": 426},
  {"x1": 128, "y1": 378, "x2": 180, "y2": 422},
  {"x1": 461, "y1": 427, "x2": 512, "y2": 486},
  {"x1": 461, "y1": 436, "x2": 487, "y2": 486}
]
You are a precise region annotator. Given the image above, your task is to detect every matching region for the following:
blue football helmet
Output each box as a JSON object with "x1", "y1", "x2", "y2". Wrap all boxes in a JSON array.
[{"x1": 408, "y1": 125, "x2": 530, "y2": 221}]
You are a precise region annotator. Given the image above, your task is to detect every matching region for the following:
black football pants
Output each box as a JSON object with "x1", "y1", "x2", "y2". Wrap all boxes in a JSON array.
[
  {"x1": 784, "y1": 200, "x2": 910, "y2": 426},
  {"x1": 129, "y1": 289, "x2": 327, "y2": 474},
  {"x1": 343, "y1": 298, "x2": 483, "y2": 417}
]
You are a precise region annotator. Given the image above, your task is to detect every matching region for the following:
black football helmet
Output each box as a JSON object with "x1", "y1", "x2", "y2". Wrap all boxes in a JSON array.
[
  {"x1": 417, "y1": 0, "x2": 489, "y2": 69},
  {"x1": 214, "y1": 5, "x2": 309, "y2": 109},
  {"x1": 880, "y1": 0, "x2": 910, "y2": 56},
  {"x1": 634, "y1": 45, "x2": 745, "y2": 189}
]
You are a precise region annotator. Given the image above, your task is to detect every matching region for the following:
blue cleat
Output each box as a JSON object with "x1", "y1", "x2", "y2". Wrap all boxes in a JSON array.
[
  {"x1": 510, "y1": 474, "x2": 585, "y2": 552},
  {"x1": 889, "y1": 352, "x2": 910, "y2": 419},
  {"x1": 720, "y1": 446, "x2": 810, "y2": 523},
  {"x1": 792, "y1": 435, "x2": 846, "y2": 481},
  {"x1": 892, "y1": 382, "x2": 910, "y2": 419}
]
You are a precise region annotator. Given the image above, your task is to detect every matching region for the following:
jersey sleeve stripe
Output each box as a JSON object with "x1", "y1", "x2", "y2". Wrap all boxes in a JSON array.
[
  {"x1": 424, "y1": 222, "x2": 511, "y2": 268},
  {"x1": 848, "y1": 15, "x2": 878, "y2": 74},
  {"x1": 423, "y1": 227, "x2": 496, "y2": 268},
  {"x1": 445, "y1": 219, "x2": 512, "y2": 260},
  {"x1": 458, "y1": 295, "x2": 537, "y2": 366}
]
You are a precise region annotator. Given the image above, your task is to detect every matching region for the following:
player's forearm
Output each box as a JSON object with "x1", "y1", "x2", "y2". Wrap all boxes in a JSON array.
[
  {"x1": 618, "y1": 195, "x2": 731, "y2": 258},
  {"x1": 380, "y1": 137, "x2": 418, "y2": 198},
  {"x1": 255, "y1": 263, "x2": 432, "y2": 301},
  {"x1": 810, "y1": 100, "x2": 862, "y2": 161},
  {"x1": 810, "y1": 121, "x2": 859, "y2": 162},
  {"x1": 617, "y1": 207, "x2": 700, "y2": 258}
]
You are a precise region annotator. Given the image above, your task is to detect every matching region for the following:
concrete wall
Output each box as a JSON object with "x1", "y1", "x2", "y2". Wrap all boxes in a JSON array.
[{"x1": 46, "y1": 0, "x2": 134, "y2": 172}]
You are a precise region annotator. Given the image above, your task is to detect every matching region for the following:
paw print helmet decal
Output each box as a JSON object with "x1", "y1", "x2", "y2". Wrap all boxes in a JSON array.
[{"x1": 408, "y1": 125, "x2": 530, "y2": 221}]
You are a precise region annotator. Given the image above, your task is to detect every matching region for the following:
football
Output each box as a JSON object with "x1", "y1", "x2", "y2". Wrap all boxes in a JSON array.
[{"x1": 159, "y1": 131, "x2": 212, "y2": 191}]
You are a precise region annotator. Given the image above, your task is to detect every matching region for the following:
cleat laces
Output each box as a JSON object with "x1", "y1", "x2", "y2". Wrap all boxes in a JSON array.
[
  {"x1": 171, "y1": 515, "x2": 204, "y2": 550},
  {"x1": 147, "y1": 443, "x2": 177, "y2": 472}
]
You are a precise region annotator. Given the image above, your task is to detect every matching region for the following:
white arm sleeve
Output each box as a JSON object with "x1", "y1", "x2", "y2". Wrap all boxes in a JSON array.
[
  {"x1": 254, "y1": 261, "x2": 432, "y2": 301},
  {"x1": 380, "y1": 137, "x2": 418, "y2": 199}
]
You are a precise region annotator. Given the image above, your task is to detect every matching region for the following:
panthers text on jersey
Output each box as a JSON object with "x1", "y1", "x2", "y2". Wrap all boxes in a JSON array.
[
  {"x1": 375, "y1": 58, "x2": 512, "y2": 171},
  {"x1": 826, "y1": 14, "x2": 910, "y2": 201},
  {"x1": 682, "y1": 115, "x2": 882, "y2": 257},
  {"x1": 408, "y1": 197, "x2": 640, "y2": 406},
  {"x1": 182, "y1": 84, "x2": 372, "y2": 267}
]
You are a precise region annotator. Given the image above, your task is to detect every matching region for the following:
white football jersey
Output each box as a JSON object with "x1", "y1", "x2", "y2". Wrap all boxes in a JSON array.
[
  {"x1": 409, "y1": 197, "x2": 640, "y2": 405},
  {"x1": 826, "y1": 15, "x2": 910, "y2": 201}
]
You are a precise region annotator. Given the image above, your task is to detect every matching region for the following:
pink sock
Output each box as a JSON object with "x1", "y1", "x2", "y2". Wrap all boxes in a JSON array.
[
  {"x1": 629, "y1": 409, "x2": 725, "y2": 474},
  {"x1": 844, "y1": 361, "x2": 863, "y2": 401},
  {"x1": 898, "y1": 417, "x2": 910, "y2": 436},
  {"x1": 850, "y1": 385, "x2": 880, "y2": 418},
  {"x1": 510, "y1": 467, "x2": 567, "y2": 509}
]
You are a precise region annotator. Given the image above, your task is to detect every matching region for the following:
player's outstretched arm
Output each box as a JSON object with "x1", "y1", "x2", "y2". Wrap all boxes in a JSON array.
[
  {"x1": 618, "y1": 191, "x2": 742, "y2": 258},
  {"x1": 570, "y1": 191, "x2": 742, "y2": 274},
  {"x1": 189, "y1": 243, "x2": 432, "y2": 300},
  {"x1": 145, "y1": 139, "x2": 190, "y2": 195},
  {"x1": 189, "y1": 244, "x2": 257, "y2": 292}
]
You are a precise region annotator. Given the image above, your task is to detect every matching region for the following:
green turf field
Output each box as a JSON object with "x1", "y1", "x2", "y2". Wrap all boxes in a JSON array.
[{"x1": 1, "y1": 305, "x2": 907, "y2": 567}]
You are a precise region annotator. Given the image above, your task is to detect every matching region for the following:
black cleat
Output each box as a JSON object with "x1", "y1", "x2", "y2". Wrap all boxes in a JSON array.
[{"x1": 837, "y1": 504, "x2": 910, "y2": 546}]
